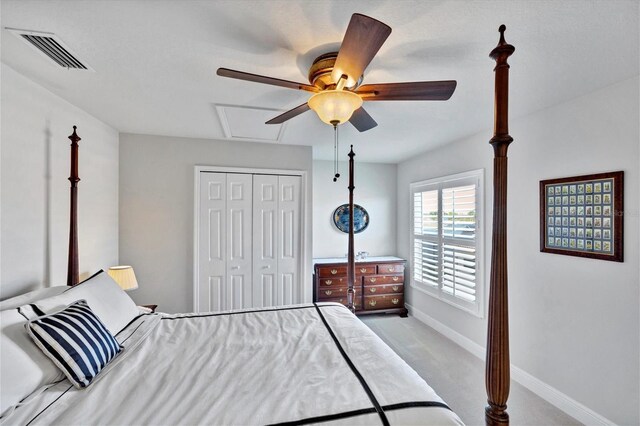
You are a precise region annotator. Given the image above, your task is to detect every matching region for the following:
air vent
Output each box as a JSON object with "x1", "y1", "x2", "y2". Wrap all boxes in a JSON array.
[{"x1": 6, "y1": 28, "x2": 93, "y2": 71}]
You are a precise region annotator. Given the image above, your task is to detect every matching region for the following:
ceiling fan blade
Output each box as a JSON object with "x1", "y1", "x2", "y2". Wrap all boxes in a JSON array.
[
  {"x1": 265, "y1": 103, "x2": 311, "y2": 124},
  {"x1": 357, "y1": 81, "x2": 457, "y2": 101},
  {"x1": 217, "y1": 68, "x2": 318, "y2": 93},
  {"x1": 332, "y1": 14, "x2": 392, "y2": 87},
  {"x1": 349, "y1": 107, "x2": 378, "y2": 132}
]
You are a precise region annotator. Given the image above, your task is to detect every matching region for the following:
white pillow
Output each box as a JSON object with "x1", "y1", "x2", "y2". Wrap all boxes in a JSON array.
[
  {"x1": 0, "y1": 286, "x2": 67, "y2": 311},
  {"x1": 28, "y1": 270, "x2": 140, "y2": 337},
  {"x1": 0, "y1": 309, "x2": 63, "y2": 415}
]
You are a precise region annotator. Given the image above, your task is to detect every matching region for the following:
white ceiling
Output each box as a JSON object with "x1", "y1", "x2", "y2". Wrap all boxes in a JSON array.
[{"x1": 1, "y1": 0, "x2": 638, "y2": 163}]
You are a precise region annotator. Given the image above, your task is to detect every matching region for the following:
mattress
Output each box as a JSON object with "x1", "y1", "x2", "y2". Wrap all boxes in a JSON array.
[{"x1": 1, "y1": 303, "x2": 463, "y2": 425}]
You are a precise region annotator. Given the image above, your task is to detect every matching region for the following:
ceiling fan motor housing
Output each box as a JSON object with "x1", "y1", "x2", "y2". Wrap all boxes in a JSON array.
[{"x1": 308, "y1": 52, "x2": 362, "y2": 90}]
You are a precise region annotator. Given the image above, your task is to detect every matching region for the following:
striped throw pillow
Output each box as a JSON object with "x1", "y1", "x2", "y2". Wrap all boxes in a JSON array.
[{"x1": 26, "y1": 299, "x2": 122, "y2": 388}]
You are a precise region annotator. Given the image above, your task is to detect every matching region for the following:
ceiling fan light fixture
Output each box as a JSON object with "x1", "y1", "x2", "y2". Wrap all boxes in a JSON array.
[{"x1": 308, "y1": 90, "x2": 363, "y2": 125}]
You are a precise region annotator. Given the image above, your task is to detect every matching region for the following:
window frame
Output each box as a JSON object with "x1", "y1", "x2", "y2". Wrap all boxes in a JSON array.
[{"x1": 409, "y1": 169, "x2": 485, "y2": 317}]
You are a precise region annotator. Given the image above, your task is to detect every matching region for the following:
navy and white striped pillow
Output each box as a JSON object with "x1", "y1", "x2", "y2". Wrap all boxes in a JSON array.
[{"x1": 26, "y1": 299, "x2": 122, "y2": 388}]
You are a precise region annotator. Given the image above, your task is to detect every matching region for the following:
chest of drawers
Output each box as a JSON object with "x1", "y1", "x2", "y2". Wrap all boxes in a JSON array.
[{"x1": 313, "y1": 257, "x2": 408, "y2": 317}]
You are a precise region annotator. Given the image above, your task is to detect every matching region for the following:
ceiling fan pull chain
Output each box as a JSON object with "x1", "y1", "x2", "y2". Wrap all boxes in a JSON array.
[
  {"x1": 333, "y1": 125, "x2": 338, "y2": 176},
  {"x1": 331, "y1": 122, "x2": 340, "y2": 182},
  {"x1": 336, "y1": 130, "x2": 340, "y2": 181}
]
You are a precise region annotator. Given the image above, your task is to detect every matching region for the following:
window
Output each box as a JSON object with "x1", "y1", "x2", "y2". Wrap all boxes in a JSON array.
[{"x1": 410, "y1": 170, "x2": 484, "y2": 316}]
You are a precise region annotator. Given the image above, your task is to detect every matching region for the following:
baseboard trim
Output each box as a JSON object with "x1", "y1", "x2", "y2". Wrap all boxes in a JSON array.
[{"x1": 405, "y1": 303, "x2": 616, "y2": 426}]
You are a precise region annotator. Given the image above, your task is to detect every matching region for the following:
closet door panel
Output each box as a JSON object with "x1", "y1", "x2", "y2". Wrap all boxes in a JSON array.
[
  {"x1": 198, "y1": 173, "x2": 227, "y2": 312},
  {"x1": 278, "y1": 176, "x2": 301, "y2": 305},
  {"x1": 253, "y1": 175, "x2": 278, "y2": 307},
  {"x1": 207, "y1": 276, "x2": 224, "y2": 312},
  {"x1": 226, "y1": 174, "x2": 253, "y2": 309}
]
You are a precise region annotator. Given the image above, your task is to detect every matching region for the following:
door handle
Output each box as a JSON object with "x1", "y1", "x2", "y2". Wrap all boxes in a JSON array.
[
  {"x1": 231, "y1": 266, "x2": 240, "y2": 270},
  {"x1": 262, "y1": 265, "x2": 271, "y2": 269}
]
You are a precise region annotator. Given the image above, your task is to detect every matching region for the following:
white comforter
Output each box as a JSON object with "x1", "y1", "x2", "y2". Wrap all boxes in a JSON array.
[{"x1": 2, "y1": 303, "x2": 463, "y2": 425}]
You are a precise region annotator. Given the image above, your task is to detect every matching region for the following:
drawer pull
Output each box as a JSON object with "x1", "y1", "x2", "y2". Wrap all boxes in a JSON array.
[
  {"x1": 388, "y1": 267, "x2": 395, "y2": 272},
  {"x1": 369, "y1": 287, "x2": 376, "y2": 293},
  {"x1": 325, "y1": 280, "x2": 332, "y2": 285},
  {"x1": 369, "y1": 277, "x2": 377, "y2": 283},
  {"x1": 330, "y1": 269, "x2": 338, "y2": 275},
  {"x1": 392, "y1": 285, "x2": 399, "y2": 291},
  {"x1": 324, "y1": 290, "x2": 333, "y2": 296},
  {"x1": 392, "y1": 276, "x2": 399, "y2": 282},
  {"x1": 392, "y1": 298, "x2": 400, "y2": 305},
  {"x1": 360, "y1": 268, "x2": 367, "y2": 273},
  {"x1": 369, "y1": 300, "x2": 377, "y2": 307}
]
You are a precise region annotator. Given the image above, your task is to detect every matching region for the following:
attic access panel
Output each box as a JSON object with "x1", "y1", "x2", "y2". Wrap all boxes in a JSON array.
[{"x1": 215, "y1": 105, "x2": 287, "y2": 143}]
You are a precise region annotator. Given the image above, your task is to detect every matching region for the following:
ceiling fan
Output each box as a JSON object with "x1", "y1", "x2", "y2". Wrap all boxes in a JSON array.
[{"x1": 217, "y1": 13, "x2": 457, "y2": 132}]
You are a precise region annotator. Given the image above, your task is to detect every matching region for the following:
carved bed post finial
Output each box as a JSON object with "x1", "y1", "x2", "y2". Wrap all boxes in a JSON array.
[
  {"x1": 485, "y1": 25, "x2": 515, "y2": 426},
  {"x1": 346, "y1": 145, "x2": 356, "y2": 313},
  {"x1": 67, "y1": 126, "x2": 81, "y2": 286}
]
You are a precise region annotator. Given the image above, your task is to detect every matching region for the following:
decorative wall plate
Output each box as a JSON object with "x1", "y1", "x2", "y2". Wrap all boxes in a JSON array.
[{"x1": 333, "y1": 204, "x2": 369, "y2": 234}]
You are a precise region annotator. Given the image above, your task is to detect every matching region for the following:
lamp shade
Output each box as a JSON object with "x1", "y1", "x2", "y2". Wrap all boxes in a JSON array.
[
  {"x1": 107, "y1": 266, "x2": 138, "y2": 291},
  {"x1": 308, "y1": 90, "x2": 363, "y2": 125}
]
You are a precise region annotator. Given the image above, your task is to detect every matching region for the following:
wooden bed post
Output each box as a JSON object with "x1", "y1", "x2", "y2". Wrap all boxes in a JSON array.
[
  {"x1": 485, "y1": 25, "x2": 515, "y2": 425},
  {"x1": 346, "y1": 145, "x2": 356, "y2": 313},
  {"x1": 67, "y1": 126, "x2": 81, "y2": 286}
]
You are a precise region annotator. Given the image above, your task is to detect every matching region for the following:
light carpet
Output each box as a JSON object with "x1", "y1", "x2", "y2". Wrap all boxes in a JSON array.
[{"x1": 361, "y1": 315, "x2": 582, "y2": 426}]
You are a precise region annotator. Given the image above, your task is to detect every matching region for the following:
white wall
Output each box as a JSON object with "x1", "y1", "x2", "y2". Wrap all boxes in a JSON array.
[
  {"x1": 397, "y1": 76, "x2": 639, "y2": 425},
  {"x1": 1, "y1": 64, "x2": 119, "y2": 299},
  {"x1": 119, "y1": 133, "x2": 313, "y2": 314},
  {"x1": 313, "y1": 160, "x2": 397, "y2": 259}
]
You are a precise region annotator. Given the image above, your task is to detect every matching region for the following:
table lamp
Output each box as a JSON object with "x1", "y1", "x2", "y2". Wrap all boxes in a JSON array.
[{"x1": 107, "y1": 265, "x2": 138, "y2": 291}]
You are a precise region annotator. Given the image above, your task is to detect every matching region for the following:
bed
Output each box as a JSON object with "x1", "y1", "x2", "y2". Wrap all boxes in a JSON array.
[
  {"x1": 2, "y1": 295, "x2": 461, "y2": 425},
  {"x1": 0, "y1": 26, "x2": 515, "y2": 426}
]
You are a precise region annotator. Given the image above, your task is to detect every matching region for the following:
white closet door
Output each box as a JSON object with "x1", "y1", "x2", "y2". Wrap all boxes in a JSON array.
[
  {"x1": 252, "y1": 175, "x2": 278, "y2": 307},
  {"x1": 278, "y1": 175, "x2": 301, "y2": 305},
  {"x1": 197, "y1": 171, "x2": 302, "y2": 313},
  {"x1": 226, "y1": 173, "x2": 253, "y2": 309},
  {"x1": 198, "y1": 172, "x2": 227, "y2": 312}
]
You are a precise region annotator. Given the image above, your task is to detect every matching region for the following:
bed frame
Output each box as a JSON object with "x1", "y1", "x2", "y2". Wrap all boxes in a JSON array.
[
  {"x1": 67, "y1": 126, "x2": 81, "y2": 287},
  {"x1": 65, "y1": 26, "x2": 515, "y2": 425}
]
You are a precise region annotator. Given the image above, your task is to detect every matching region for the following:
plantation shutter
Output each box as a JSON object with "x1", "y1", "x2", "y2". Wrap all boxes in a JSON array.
[
  {"x1": 411, "y1": 172, "x2": 482, "y2": 314},
  {"x1": 441, "y1": 185, "x2": 477, "y2": 302},
  {"x1": 413, "y1": 189, "x2": 439, "y2": 287}
]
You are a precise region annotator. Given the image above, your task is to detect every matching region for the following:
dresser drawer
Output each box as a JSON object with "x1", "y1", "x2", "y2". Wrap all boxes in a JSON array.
[
  {"x1": 317, "y1": 286, "x2": 350, "y2": 299},
  {"x1": 363, "y1": 274, "x2": 403, "y2": 285},
  {"x1": 364, "y1": 294, "x2": 404, "y2": 310},
  {"x1": 377, "y1": 264, "x2": 405, "y2": 274},
  {"x1": 318, "y1": 277, "x2": 348, "y2": 288},
  {"x1": 356, "y1": 266, "x2": 376, "y2": 275},
  {"x1": 322, "y1": 297, "x2": 361, "y2": 309},
  {"x1": 363, "y1": 284, "x2": 404, "y2": 295},
  {"x1": 317, "y1": 266, "x2": 347, "y2": 277}
]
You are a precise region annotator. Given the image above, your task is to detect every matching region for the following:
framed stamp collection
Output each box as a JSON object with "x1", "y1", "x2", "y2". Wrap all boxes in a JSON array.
[{"x1": 540, "y1": 171, "x2": 623, "y2": 262}]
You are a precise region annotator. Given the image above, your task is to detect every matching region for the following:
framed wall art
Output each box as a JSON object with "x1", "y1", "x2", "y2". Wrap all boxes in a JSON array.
[{"x1": 540, "y1": 171, "x2": 623, "y2": 262}]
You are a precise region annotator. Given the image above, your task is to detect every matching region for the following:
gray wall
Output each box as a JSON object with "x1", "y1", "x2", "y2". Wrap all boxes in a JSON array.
[
  {"x1": 313, "y1": 160, "x2": 397, "y2": 258},
  {"x1": 397, "y1": 76, "x2": 639, "y2": 425},
  {"x1": 119, "y1": 133, "x2": 313, "y2": 313},
  {"x1": 1, "y1": 64, "x2": 119, "y2": 299}
]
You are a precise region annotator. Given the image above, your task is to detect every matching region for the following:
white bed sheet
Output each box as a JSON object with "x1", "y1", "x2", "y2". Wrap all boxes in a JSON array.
[{"x1": 1, "y1": 303, "x2": 463, "y2": 425}]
